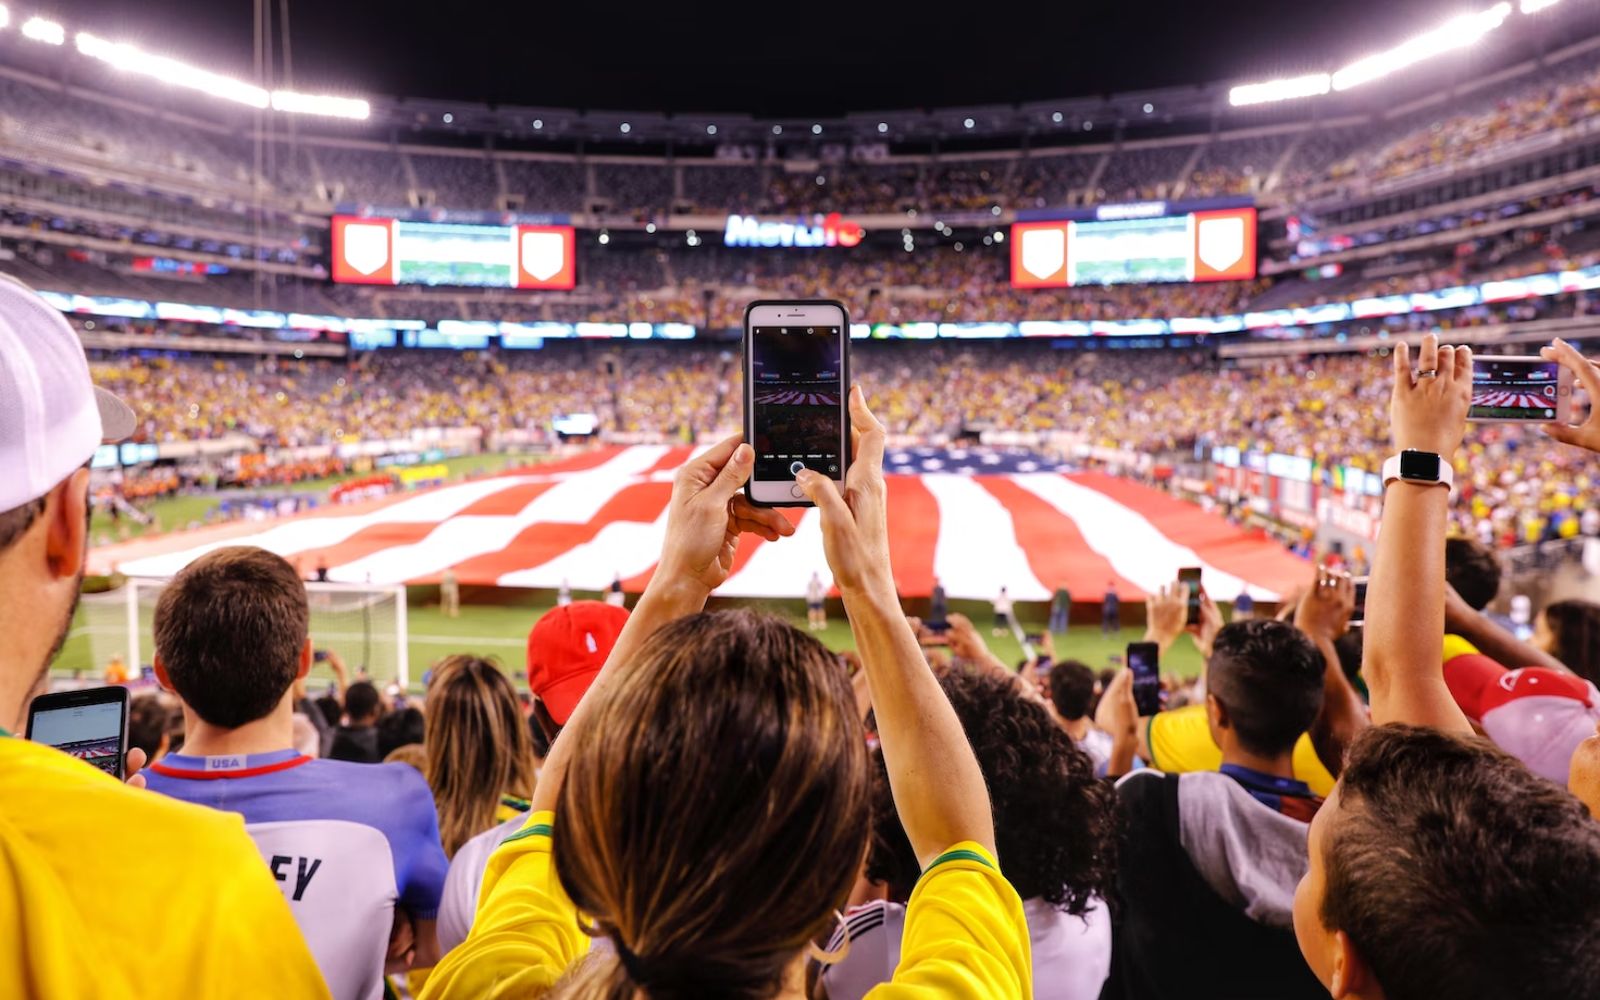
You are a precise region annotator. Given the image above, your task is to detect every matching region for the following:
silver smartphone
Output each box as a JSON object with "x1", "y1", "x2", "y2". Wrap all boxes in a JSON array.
[
  {"x1": 743, "y1": 300, "x2": 850, "y2": 507},
  {"x1": 1468, "y1": 355, "x2": 1575, "y2": 423}
]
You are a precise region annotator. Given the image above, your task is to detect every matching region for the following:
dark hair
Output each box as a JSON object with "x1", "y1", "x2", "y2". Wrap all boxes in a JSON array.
[
  {"x1": 344, "y1": 681, "x2": 381, "y2": 723},
  {"x1": 314, "y1": 695, "x2": 342, "y2": 728},
  {"x1": 152, "y1": 546, "x2": 308, "y2": 728},
  {"x1": 868, "y1": 668, "x2": 1116, "y2": 913},
  {"x1": 1206, "y1": 620, "x2": 1324, "y2": 757},
  {"x1": 0, "y1": 495, "x2": 46, "y2": 553},
  {"x1": 1543, "y1": 599, "x2": 1600, "y2": 686},
  {"x1": 425, "y1": 655, "x2": 537, "y2": 857},
  {"x1": 1050, "y1": 659, "x2": 1097, "y2": 721},
  {"x1": 377, "y1": 706, "x2": 425, "y2": 759},
  {"x1": 1444, "y1": 537, "x2": 1502, "y2": 611},
  {"x1": 1320, "y1": 725, "x2": 1600, "y2": 1000},
  {"x1": 551, "y1": 610, "x2": 869, "y2": 1000},
  {"x1": 127, "y1": 692, "x2": 174, "y2": 760}
]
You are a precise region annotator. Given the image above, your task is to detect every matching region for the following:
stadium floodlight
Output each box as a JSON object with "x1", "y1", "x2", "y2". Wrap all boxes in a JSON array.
[
  {"x1": 532, "y1": 118, "x2": 543, "y2": 129},
  {"x1": 963, "y1": 117, "x2": 975, "y2": 128},
  {"x1": 645, "y1": 222, "x2": 656, "y2": 233},
  {"x1": 76, "y1": 33, "x2": 268, "y2": 107},
  {"x1": 619, "y1": 122, "x2": 631, "y2": 133},
  {"x1": 1143, "y1": 103, "x2": 1154, "y2": 113},
  {"x1": 22, "y1": 16, "x2": 65, "y2": 44},
  {"x1": 811, "y1": 123, "x2": 822, "y2": 134},
  {"x1": 1331, "y1": 3, "x2": 1512, "y2": 91},
  {"x1": 270, "y1": 91, "x2": 369, "y2": 119},
  {"x1": 1228, "y1": 73, "x2": 1332, "y2": 106},
  {"x1": 1051, "y1": 111, "x2": 1063, "y2": 123},
  {"x1": 0, "y1": 6, "x2": 10, "y2": 30},
  {"x1": 706, "y1": 123, "x2": 717, "y2": 135},
  {"x1": 877, "y1": 122, "x2": 888, "y2": 132},
  {"x1": 1521, "y1": 0, "x2": 1559, "y2": 11},
  {"x1": 994, "y1": 230, "x2": 1005, "y2": 242},
  {"x1": 443, "y1": 113, "x2": 454, "y2": 123}
]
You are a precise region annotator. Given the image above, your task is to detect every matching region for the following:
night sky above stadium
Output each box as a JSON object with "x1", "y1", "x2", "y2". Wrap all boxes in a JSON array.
[{"x1": 52, "y1": 0, "x2": 1513, "y2": 114}]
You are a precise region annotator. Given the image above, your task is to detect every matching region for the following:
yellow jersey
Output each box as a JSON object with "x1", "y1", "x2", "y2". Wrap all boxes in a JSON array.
[
  {"x1": 420, "y1": 812, "x2": 1031, "y2": 999},
  {"x1": 0, "y1": 735, "x2": 329, "y2": 999},
  {"x1": 1146, "y1": 703, "x2": 1337, "y2": 797}
]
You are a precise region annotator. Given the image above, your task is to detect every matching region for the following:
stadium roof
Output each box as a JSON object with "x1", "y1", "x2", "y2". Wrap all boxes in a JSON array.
[{"x1": 24, "y1": 0, "x2": 1600, "y2": 146}]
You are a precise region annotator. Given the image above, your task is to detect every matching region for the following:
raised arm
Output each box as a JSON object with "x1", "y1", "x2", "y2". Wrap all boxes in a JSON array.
[
  {"x1": 800, "y1": 387, "x2": 995, "y2": 865},
  {"x1": 530, "y1": 435, "x2": 795, "y2": 812},
  {"x1": 1444, "y1": 583, "x2": 1569, "y2": 673},
  {"x1": 1363, "y1": 335, "x2": 1473, "y2": 735},
  {"x1": 1294, "y1": 566, "x2": 1369, "y2": 777}
]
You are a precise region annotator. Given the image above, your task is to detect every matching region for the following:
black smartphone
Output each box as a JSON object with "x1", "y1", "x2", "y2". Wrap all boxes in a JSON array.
[
  {"x1": 312, "y1": 648, "x2": 329, "y2": 663},
  {"x1": 1178, "y1": 567, "x2": 1203, "y2": 626},
  {"x1": 1351, "y1": 576, "x2": 1369, "y2": 627},
  {"x1": 744, "y1": 300, "x2": 850, "y2": 507},
  {"x1": 27, "y1": 685, "x2": 131, "y2": 779},
  {"x1": 1127, "y1": 641, "x2": 1163, "y2": 716}
]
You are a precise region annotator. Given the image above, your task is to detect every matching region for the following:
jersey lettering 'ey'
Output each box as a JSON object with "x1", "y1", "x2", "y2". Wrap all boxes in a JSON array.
[{"x1": 146, "y1": 749, "x2": 449, "y2": 1000}]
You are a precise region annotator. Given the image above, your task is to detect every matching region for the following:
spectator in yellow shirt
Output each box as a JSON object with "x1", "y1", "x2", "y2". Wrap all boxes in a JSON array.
[
  {"x1": 422, "y1": 391, "x2": 1031, "y2": 999},
  {"x1": 0, "y1": 274, "x2": 328, "y2": 1000}
]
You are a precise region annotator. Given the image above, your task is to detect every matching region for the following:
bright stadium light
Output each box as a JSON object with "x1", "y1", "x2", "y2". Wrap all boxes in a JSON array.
[
  {"x1": 22, "y1": 16, "x2": 65, "y2": 44},
  {"x1": 76, "y1": 33, "x2": 268, "y2": 106},
  {"x1": 1051, "y1": 111, "x2": 1063, "y2": 123},
  {"x1": 1143, "y1": 103, "x2": 1154, "y2": 113},
  {"x1": 271, "y1": 90, "x2": 369, "y2": 119},
  {"x1": 1229, "y1": 73, "x2": 1332, "y2": 106},
  {"x1": 811, "y1": 123, "x2": 822, "y2": 134},
  {"x1": 1521, "y1": 0, "x2": 1559, "y2": 11},
  {"x1": 1332, "y1": 3, "x2": 1512, "y2": 91},
  {"x1": 0, "y1": 6, "x2": 10, "y2": 30},
  {"x1": 706, "y1": 123, "x2": 717, "y2": 135},
  {"x1": 772, "y1": 124, "x2": 783, "y2": 135},
  {"x1": 619, "y1": 122, "x2": 631, "y2": 133},
  {"x1": 963, "y1": 117, "x2": 975, "y2": 128},
  {"x1": 532, "y1": 118, "x2": 543, "y2": 129},
  {"x1": 877, "y1": 121, "x2": 888, "y2": 132}
]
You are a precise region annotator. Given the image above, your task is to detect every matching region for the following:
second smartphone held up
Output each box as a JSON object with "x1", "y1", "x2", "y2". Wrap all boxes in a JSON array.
[
  {"x1": 743, "y1": 300, "x2": 850, "y2": 507},
  {"x1": 1468, "y1": 355, "x2": 1574, "y2": 423}
]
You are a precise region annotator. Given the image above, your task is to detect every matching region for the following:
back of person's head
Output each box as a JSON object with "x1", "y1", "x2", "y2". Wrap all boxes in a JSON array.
[
  {"x1": 152, "y1": 545, "x2": 309, "y2": 729},
  {"x1": 127, "y1": 692, "x2": 174, "y2": 761},
  {"x1": 377, "y1": 705, "x2": 425, "y2": 759},
  {"x1": 1540, "y1": 599, "x2": 1600, "y2": 685},
  {"x1": 551, "y1": 610, "x2": 869, "y2": 999},
  {"x1": 869, "y1": 668, "x2": 1115, "y2": 911},
  {"x1": 526, "y1": 601, "x2": 628, "y2": 740},
  {"x1": 1206, "y1": 620, "x2": 1324, "y2": 757},
  {"x1": 344, "y1": 681, "x2": 381, "y2": 723},
  {"x1": 425, "y1": 655, "x2": 537, "y2": 857},
  {"x1": 1303, "y1": 724, "x2": 1600, "y2": 1000},
  {"x1": 1049, "y1": 659, "x2": 1097, "y2": 722},
  {"x1": 1444, "y1": 537, "x2": 1502, "y2": 611},
  {"x1": 314, "y1": 694, "x2": 342, "y2": 728}
]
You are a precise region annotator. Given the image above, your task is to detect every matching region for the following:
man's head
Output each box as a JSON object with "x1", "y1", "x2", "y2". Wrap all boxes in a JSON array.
[
  {"x1": 1049, "y1": 659, "x2": 1097, "y2": 722},
  {"x1": 1205, "y1": 620, "x2": 1324, "y2": 760},
  {"x1": 1293, "y1": 725, "x2": 1600, "y2": 1000},
  {"x1": 152, "y1": 546, "x2": 311, "y2": 730},
  {"x1": 1444, "y1": 537, "x2": 1502, "y2": 611},
  {"x1": 343, "y1": 681, "x2": 381, "y2": 725},
  {"x1": 525, "y1": 600, "x2": 628, "y2": 741},
  {"x1": 128, "y1": 692, "x2": 175, "y2": 762},
  {"x1": 0, "y1": 274, "x2": 135, "y2": 728}
]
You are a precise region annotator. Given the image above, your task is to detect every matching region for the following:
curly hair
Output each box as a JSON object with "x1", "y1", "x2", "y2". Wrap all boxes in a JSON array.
[{"x1": 866, "y1": 667, "x2": 1117, "y2": 914}]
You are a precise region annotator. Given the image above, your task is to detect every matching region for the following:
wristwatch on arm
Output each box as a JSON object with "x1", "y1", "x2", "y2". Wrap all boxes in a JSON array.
[{"x1": 1381, "y1": 449, "x2": 1453, "y2": 493}]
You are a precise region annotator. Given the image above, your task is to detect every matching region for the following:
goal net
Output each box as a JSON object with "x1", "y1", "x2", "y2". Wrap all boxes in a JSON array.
[{"x1": 74, "y1": 579, "x2": 409, "y2": 687}]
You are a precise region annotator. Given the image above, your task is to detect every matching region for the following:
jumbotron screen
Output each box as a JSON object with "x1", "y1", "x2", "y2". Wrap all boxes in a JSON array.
[
  {"x1": 330, "y1": 215, "x2": 576, "y2": 289},
  {"x1": 1010, "y1": 205, "x2": 1257, "y2": 288}
]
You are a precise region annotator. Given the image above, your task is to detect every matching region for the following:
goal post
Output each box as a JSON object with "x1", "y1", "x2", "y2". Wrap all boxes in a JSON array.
[{"x1": 75, "y1": 578, "x2": 410, "y2": 688}]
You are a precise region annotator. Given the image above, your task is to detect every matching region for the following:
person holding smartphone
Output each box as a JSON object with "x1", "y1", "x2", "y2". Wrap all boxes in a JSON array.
[{"x1": 0, "y1": 275, "x2": 327, "y2": 998}]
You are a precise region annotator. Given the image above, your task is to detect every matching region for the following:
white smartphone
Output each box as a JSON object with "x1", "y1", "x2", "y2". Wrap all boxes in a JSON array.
[
  {"x1": 743, "y1": 300, "x2": 850, "y2": 507},
  {"x1": 1468, "y1": 355, "x2": 1575, "y2": 423}
]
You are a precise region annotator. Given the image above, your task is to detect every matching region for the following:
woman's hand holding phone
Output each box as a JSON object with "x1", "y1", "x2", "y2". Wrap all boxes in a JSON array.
[
  {"x1": 798, "y1": 387, "x2": 893, "y2": 599},
  {"x1": 1541, "y1": 338, "x2": 1600, "y2": 454}
]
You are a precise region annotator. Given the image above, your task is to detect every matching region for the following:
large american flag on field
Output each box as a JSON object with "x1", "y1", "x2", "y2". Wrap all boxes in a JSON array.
[{"x1": 97, "y1": 446, "x2": 1309, "y2": 599}]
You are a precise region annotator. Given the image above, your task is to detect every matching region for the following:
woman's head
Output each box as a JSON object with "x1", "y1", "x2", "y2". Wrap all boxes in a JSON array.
[
  {"x1": 1536, "y1": 599, "x2": 1600, "y2": 685},
  {"x1": 425, "y1": 655, "x2": 538, "y2": 857},
  {"x1": 866, "y1": 667, "x2": 1117, "y2": 912},
  {"x1": 553, "y1": 610, "x2": 869, "y2": 999}
]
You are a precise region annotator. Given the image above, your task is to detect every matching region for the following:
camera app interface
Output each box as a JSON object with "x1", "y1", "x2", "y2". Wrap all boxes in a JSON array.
[
  {"x1": 751, "y1": 325, "x2": 843, "y2": 481},
  {"x1": 1470, "y1": 359, "x2": 1562, "y2": 421}
]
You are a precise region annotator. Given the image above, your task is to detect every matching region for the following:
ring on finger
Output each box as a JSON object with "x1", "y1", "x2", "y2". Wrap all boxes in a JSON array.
[{"x1": 1416, "y1": 369, "x2": 1440, "y2": 379}]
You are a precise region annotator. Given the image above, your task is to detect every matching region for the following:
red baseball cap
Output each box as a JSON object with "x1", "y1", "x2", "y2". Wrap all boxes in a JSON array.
[{"x1": 526, "y1": 601, "x2": 629, "y2": 725}]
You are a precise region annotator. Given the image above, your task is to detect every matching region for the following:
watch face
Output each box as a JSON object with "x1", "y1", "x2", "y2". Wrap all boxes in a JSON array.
[{"x1": 1399, "y1": 450, "x2": 1441, "y2": 481}]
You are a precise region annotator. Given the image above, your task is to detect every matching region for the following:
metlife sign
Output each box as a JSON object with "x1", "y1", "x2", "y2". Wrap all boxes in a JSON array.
[{"x1": 723, "y1": 212, "x2": 865, "y2": 248}]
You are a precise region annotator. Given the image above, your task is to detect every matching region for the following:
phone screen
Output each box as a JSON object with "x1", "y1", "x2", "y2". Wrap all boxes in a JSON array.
[
  {"x1": 749, "y1": 325, "x2": 844, "y2": 483},
  {"x1": 29, "y1": 698, "x2": 126, "y2": 777},
  {"x1": 1127, "y1": 642, "x2": 1162, "y2": 716},
  {"x1": 1469, "y1": 357, "x2": 1564, "y2": 422},
  {"x1": 1178, "y1": 568, "x2": 1203, "y2": 626},
  {"x1": 1351, "y1": 576, "x2": 1369, "y2": 626}
]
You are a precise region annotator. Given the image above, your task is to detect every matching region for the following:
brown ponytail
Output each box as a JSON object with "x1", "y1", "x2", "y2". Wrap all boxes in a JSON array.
[{"x1": 550, "y1": 610, "x2": 870, "y2": 999}]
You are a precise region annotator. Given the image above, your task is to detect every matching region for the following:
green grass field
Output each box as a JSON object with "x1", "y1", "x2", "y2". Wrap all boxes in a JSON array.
[{"x1": 55, "y1": 590, "x2": 1202, "y2": 692}]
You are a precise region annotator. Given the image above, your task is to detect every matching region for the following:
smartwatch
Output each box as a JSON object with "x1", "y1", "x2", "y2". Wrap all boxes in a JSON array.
[{"x1": 1381, "y1": 450, "x2": 1453, "y2": 492}]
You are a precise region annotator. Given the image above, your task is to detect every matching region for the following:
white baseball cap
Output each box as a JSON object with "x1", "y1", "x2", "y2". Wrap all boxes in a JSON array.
[{"x1": 0, "y1": 273, "x2": 136, "y2": 512}]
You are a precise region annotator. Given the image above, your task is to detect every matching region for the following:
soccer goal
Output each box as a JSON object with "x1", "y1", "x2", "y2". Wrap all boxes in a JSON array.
[{"x1": 75, "y1": 578, "x2": 410, "y2": 688}]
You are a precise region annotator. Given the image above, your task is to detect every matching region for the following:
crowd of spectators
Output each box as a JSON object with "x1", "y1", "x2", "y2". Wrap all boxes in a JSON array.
[{"x1": 11, "y1": 281, "x2": 1600, "y2": 1000}]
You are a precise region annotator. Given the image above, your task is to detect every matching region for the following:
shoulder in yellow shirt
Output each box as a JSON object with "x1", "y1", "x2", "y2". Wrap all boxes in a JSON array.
[
  {"x1": 1147, "y1": 703, "x2": 1335, "y2": 796},
  {"x1": 0, "y1": 736, "x2": 328, "y2": 1000}
]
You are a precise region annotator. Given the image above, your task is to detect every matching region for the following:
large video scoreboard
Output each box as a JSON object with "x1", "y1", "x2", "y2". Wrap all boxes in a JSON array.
[
  {"x1": 331, "y1": 215, "x2": 576, "y2": 289},
  {"x1": 1010, "y1": 200, "x2": 1257, "y2": 288}
]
